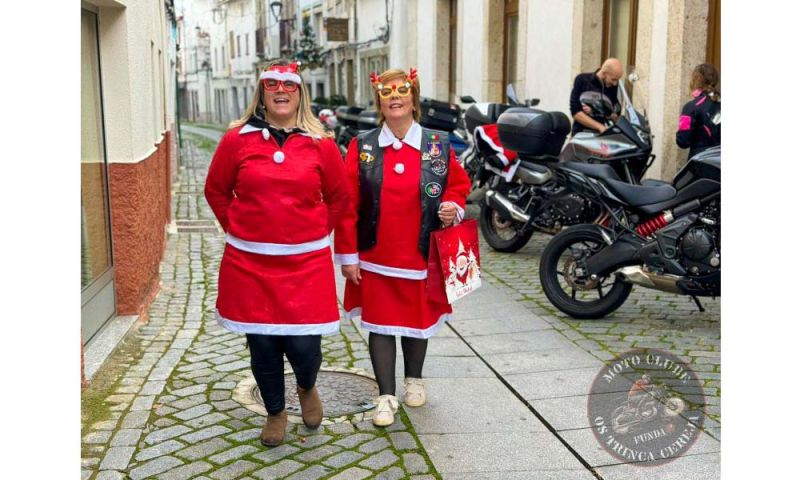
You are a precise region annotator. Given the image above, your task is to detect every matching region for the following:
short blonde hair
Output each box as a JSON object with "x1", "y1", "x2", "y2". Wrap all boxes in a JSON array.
[
  {"x1": 372, "y1": 68, "x2": 421, "y2": 125},
  {"x1": 229, "y1": 60, "x2": 332, "y2": 138}
]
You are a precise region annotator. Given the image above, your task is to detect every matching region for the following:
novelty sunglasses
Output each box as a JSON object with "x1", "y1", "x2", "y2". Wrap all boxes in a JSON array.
[
  {"x1": 376, "y1": 82, "x2": 412, "y2": 99},
  {"x1": 262, "y1": 78, "x2": 299, "y2": 92}
]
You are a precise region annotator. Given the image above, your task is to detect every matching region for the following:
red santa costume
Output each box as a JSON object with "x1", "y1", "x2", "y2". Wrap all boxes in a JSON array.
[
  {"x1": 334, "y1": 121, "x2": 471, "y2": 338},
  {"x1": 473, "y1": 123, "x2": 519, "y2": 181},
  {"x1": 205, "y1": 117, "x2": 348, "y2": 336}
]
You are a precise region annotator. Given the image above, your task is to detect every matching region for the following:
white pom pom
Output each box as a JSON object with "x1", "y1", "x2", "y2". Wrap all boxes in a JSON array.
[
  {"x1": 273, "y1": 151, "x2": 285, "y2": 164},
  {"x1": 262, "y1": 129, "x2": 270, "y2": 140},
  {"x1": 394, "y1": 163, "x2": 405, "y2": 174},
  {"x1": 392, "y1": 140, "x2": 403, "y2": 150}
]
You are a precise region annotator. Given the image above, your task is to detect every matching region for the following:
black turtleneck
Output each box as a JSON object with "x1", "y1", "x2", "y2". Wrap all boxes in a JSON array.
[{"x1": 246, "y1": 114, "x2": 303, "y2": 147}]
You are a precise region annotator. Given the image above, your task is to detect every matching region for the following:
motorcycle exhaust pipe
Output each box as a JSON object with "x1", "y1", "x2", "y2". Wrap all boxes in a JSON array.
[
  {"x1": 485, "y1": 190, "x2": 530, "y2": 223},
  {"x1": 618, "y1": 266, "x2": 683, "y2": 294}
]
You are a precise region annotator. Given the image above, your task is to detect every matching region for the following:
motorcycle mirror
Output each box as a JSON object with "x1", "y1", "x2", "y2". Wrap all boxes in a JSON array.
[
  {"x1": 506, "y1": 84, "x2": 520, "y2": 105},
  {"x1": 460, "y1": 95, "x2": 476, "y2": 104},
  {"x1": 527, "y1": 98, "x2": 540, "y2": 107},
  {"x1": 628, "y1": 72, "x2": 640, "y2": 83}
]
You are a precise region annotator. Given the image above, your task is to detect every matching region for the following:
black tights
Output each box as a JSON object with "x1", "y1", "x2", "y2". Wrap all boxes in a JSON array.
[
  {"x1": 369, "y1": 333, "x2": 428, "y2": 396},
  {"x1": 246, "y1": 334, "x2": 322, "y2": 415}
]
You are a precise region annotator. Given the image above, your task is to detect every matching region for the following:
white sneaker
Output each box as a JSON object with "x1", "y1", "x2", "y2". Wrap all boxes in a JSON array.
[
  {"x1": 372, "y1": 394, "x2": 399, "y2": 427},
  {"x1": 403, "y1": 378, "x2": 426, "y2": 407}
]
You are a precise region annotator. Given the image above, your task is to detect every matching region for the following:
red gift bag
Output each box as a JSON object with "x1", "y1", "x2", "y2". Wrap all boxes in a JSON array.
[{"x1": 427, "y1": 219, "x2": 482, "y2": 304}]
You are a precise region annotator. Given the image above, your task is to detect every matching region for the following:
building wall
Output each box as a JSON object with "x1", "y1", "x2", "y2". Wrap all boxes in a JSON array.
[
  {"x1": 88, "y1": 0, "x2": 175, "y2": 317},
  {"x1": 524, "y1": 0, "x2": 574, "y2": 113}
]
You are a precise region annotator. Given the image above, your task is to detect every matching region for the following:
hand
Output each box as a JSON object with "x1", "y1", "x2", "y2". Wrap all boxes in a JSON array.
[
  {"x1": 582, "y1": 104, "x2": 592, "y2": 115},
  {"x1": 341, "y1": 264, "x2": 361, "y2": 285},
  {"x1": 438, "y1": 202, "x2": 457, "y2": 227}
]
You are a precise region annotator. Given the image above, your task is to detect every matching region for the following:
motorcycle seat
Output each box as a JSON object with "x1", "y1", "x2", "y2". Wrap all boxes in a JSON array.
[
  {"x1": 603, "y1": 178, "x2": 677, "y2": 207},
  {"x1": 560, "y1": 161, "x2": 623, "y2": 182}
]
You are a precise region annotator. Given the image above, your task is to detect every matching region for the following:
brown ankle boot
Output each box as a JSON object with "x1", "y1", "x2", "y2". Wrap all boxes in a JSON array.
[
  {"x1": 260, "y1": 410, "x2": 288, "y2": 447},
  {"x1": 297, "y1": 385, "x2": 323, "y2": 429}
]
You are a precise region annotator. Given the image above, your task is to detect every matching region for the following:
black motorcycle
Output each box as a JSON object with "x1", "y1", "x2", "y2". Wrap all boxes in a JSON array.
[
  {"x1": 478, "y1": 82, "x2": 654, "y2": 253},
  {"x1": 538, "y1": 146, "x2": 721, "y2": 319}
]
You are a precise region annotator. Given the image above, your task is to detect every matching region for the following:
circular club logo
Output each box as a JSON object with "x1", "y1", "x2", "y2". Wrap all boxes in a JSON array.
[{"x1": 588, "y1": 349, "x2": 705, "y2": 466}]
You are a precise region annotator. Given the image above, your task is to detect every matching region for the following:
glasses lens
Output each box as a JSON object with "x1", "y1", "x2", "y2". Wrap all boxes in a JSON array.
[
  {"x1": 396, "y1": 85, "x2": 410, "y2": 96},
  {"x1": 282, "y1": 81, "x2": 298, "y2": 92},
  {"x1": 264, "y1": 79, "x2": 279, "y2": 90},
  {"x1": 379, "y1": 88, "x2": 393, "y2": 98}
]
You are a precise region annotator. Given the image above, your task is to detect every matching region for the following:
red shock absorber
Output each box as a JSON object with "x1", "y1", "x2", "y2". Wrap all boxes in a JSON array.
[{"x1": 636, "y1": 211, "x2": 675, "y2": 237}]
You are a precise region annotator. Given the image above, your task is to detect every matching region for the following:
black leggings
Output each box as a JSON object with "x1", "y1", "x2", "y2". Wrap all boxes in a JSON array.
[
  {"x1": 369, "y1": 333, "x2": 428, "y2": 396},
  {"x1": 246, "y1": 334, "x2": 322, "y2": 415}
]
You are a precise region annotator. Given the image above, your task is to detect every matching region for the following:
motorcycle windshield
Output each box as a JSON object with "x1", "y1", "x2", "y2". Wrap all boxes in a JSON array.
[{"x1": 618, "y1": 78, "x2": 651, "y2": 144}]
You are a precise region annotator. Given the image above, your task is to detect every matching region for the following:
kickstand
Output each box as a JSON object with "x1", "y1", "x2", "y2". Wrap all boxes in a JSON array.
[{"x1": 691, "y1": 296, "x2": 705, "y2": 312}]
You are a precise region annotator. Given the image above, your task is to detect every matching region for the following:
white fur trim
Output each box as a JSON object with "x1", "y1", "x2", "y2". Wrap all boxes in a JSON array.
[
  {"x1": 359, "y1": 260, "x2": 427, "y2": 280},
  {"x1": 485, "y1": 161, "x2": 520, "y2": 182},
  {"x1": 335, "y1": 253, "x2": 360, "y2": 265},
  {"x1": 355, "y1": 312, "x2": 451, "y2": 339},
  {"x1": 226, "y1": 233, "x2": 330, "y2": 256},
  {"x1": 216, "y1": 310, "x2": 340, "y2": 335},
  {"x1": 260, "y1": 70, "x2": 302, "y2": 83}
]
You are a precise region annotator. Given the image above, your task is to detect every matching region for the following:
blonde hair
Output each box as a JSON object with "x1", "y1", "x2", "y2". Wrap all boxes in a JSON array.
[
  {"x1": 229, "y1": 60, "x2": 332, "y2": 138},
  {"x1": 372, "y1": 68, "x2": 421, "y2": 125}
]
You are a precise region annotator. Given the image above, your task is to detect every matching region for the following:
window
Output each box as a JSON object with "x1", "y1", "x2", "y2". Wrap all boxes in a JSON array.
[
  {"x1": 214, "y1": 47, "x2": 218, "y2": 70},
  {"x1": 237, "y1": 35, "x2": 241, "y2": 57},
  {"x1": 222, "y1": 46, "x2": 226, "y2": 66},
  {"x1": 245, "y1": 33, "x2": 249, "y2": 55},
  {"x1": 602, "y1": 0, "x2": 639, "y2": 78},
  {"x1": 229, "y1": 31, "x2": 235, "y2": 58},
  {"x1": 316, "y1": 81, "x2": 325, "y2": 98},
  {"x1": 502, "y1": 0, "x2": 519, "y2": 101}
]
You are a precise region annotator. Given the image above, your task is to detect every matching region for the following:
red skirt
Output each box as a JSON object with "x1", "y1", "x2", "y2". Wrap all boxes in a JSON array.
[
  {"x1": 216, "y1": 244, "x2": 340, "y2": 335},
  {"x1": 343, "y1": 270, "x2": 452, "y2": 339}
]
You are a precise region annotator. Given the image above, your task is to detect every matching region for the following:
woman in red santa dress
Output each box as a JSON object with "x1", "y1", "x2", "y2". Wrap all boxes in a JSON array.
[
  {"x1": 334, "y1": 68, "x2": 471, "y2": 426},
  {"x1": 205, "y1": 60, "x2": 348, "y2": 446}
]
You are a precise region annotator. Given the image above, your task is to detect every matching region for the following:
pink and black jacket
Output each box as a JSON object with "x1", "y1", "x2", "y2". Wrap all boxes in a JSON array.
[{"x1": 676, "y1": 90, "x2": 721, "y2": 159}]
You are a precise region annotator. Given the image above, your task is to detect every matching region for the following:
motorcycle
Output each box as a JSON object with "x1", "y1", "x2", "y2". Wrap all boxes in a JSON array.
[
  {"x1": 538, "y1": 144, "x2": 720, "y2": 319},
  {"x1": 478, "y1": 80, "x2": 654, "y2": 253}
]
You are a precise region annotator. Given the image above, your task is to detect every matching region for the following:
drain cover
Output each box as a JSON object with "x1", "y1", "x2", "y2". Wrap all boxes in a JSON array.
[{"x1": 251, "y1": 370, "x2": 378, "y2": 417}]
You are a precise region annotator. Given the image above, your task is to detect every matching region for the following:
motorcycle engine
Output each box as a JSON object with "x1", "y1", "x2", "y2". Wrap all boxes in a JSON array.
[
  {"x1": 678, "y1": 201, "x2": 720, "y2": 276},
  {"x1": 535, "y1": 192, "x2": 596, "y2": 233}
]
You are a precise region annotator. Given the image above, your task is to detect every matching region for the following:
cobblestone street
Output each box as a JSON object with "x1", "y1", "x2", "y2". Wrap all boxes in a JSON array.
[{"x1": 81, "y1": 126, "x2": 721, "y2": 479}]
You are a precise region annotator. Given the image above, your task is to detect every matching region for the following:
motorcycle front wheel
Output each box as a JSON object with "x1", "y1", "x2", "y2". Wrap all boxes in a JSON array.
[
  {"x1": 539, "y1": 225, "x2": 632, "y2": 319},
  {"x1": 479, "y1": 202, "x2": 534, "y2": 253}
]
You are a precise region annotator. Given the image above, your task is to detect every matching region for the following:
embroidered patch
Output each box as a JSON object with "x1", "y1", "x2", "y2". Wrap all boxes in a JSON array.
[
  {"x1": 425, "y1": 182, "x2": 443, "y2": 197},
  {"x1": 359, "y1": 151, "x2": 375, "y2": 163},
  {"x1": 421, "y1": 152, "x2": 432, "y2": 161},
  {"x1": 363, "y1": 144, "x2": 373, "y2": 151},
  {"x1": 427, "y1": 141, "x2": 443, "y2": 158},
  {"x1": 431, "y1": 158, "x2": 447, "y2": 175}
]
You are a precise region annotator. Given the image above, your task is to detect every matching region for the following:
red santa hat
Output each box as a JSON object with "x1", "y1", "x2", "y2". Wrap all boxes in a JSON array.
[{"x1": 260, "y1": 62, "x2": 302, "y2": 84}]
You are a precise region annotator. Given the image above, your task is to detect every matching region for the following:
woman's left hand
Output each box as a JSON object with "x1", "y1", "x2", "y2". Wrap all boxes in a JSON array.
[{"x1": 438, "y1": 202, "x2": 457, "y2": 227}]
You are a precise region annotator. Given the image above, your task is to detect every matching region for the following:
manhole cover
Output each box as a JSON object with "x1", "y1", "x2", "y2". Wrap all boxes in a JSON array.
[{"x1": 252, "y1": 370, "x2": 378, "y2": 417}]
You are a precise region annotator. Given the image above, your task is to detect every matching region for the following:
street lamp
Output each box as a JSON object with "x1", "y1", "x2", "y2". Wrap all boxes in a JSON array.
[{"x1": 270, "y1": 1, "x2": 282, "y2": 22}]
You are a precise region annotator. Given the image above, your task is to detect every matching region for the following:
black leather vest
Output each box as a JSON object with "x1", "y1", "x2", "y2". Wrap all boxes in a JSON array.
[{"x1": 356, "y1": 126, "x2": 450, "y2": 259}]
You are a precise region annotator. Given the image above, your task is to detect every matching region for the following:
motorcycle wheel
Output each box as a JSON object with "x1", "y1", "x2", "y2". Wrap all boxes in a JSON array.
[
  {"x1": 539, "y1": 224, "x2": 632, "y2": 319},
  {"x1": 479, "y1": 201, "x2": 534, "y2": 253}
]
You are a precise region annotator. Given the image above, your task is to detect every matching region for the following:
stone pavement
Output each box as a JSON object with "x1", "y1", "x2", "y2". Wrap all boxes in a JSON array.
[{"x1": 81, "y1": 125, "x2": 721, "y2": 479}]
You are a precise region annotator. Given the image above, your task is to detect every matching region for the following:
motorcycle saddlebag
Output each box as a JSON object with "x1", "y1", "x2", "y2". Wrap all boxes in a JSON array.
[
  {"x1": 420, "y1": 97, "x2": 461, "y2": 132},
  {"x1": 497, "y1": 108, "x2": 571, "y2": 157},
  {"x1": 335, "y1": 105, "x2": 365, "y2": 128},
  {"x1": 464, "y1": 103, "x2": 512, "y2": 133},
  {"x1": 357, "y1": 110, "x2": 380, "y2": 130}
]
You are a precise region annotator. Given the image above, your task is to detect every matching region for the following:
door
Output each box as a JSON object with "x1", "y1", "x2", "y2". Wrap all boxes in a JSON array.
[{"x1": 81, "y1": 7, "x2": 116, "y2": 343}]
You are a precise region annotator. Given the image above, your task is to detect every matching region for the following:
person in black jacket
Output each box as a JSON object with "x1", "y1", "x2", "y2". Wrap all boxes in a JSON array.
[
  {"x1": 569, "y1": 58, "x2": 623, "y2": 135},
  {"x1": 676, "y1": 63, "x2": 721, "y2": 159}
]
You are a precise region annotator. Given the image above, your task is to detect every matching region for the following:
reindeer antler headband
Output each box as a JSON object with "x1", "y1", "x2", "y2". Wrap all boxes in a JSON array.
[{"x1": 370, "y1": 68, "x2": 418, "y2": 98}]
